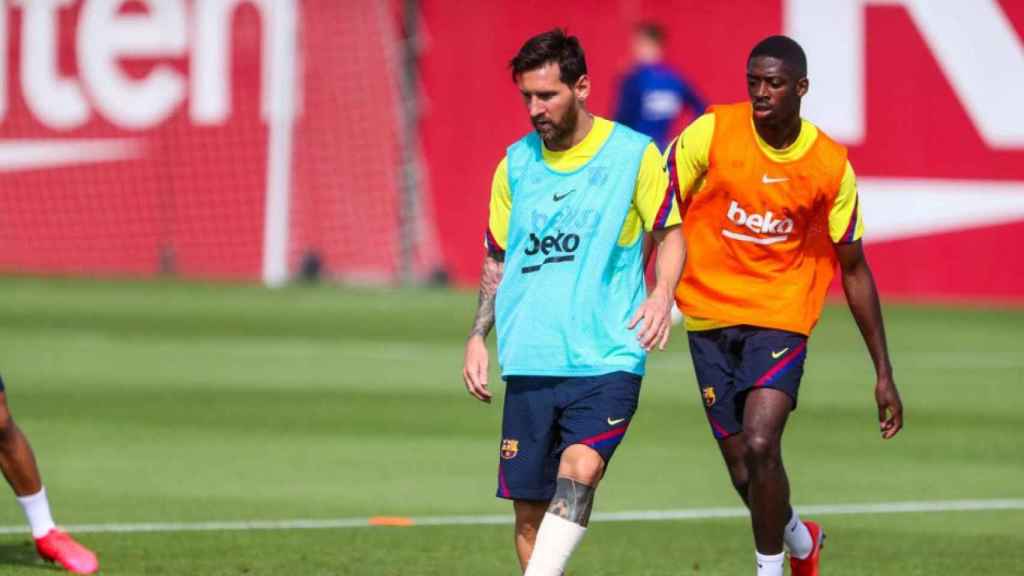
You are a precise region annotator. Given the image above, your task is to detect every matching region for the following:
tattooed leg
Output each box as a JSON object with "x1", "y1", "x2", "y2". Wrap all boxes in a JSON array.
[
  {"x1": 523, "y1": 478, "x2": 594, "y2": 575},
  {"x1": 547, "y1": 477, "x2": 595, "y2": 527}
]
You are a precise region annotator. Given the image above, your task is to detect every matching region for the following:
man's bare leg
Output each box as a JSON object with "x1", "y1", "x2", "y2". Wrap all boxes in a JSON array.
[
  {"x1": 514, "y1": 500, "x2": 548, "y2": 570},
  {"x1": 523, "y1": 444, "x2": 605, "y2": 576}
]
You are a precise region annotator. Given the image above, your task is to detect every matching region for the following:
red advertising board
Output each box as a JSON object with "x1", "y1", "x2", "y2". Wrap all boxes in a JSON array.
[
  {"x1": 0, "y1": 1, "x2": 268, "y2": 278},
  {"x1": 1, "y1": 1, "x2": 1021, "y2": 302},
  {"x1": 0, "y1": 1, "x2": 407, "y2": 283}
]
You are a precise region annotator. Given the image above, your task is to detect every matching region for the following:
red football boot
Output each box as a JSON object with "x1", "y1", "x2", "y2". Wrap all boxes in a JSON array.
[
  {"x1": 35, "y1": 528, "x2": 99, "y2": 574},
  {"x1": 789, "y1": 520, "x2": 824, "y2": 576}
]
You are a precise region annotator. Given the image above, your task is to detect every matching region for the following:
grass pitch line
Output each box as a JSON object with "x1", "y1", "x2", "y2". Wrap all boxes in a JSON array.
[{"x1": 1, "y1": 499, "x2": 1021, "y2": 536}]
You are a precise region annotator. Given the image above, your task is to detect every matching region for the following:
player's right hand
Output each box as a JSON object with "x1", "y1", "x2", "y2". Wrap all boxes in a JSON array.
[
  {"x1": 629, "y1": 287, "x2": 673, "y2": 351},
  {"x1": 463, "y1": 335, "x2": 492, "y2": 403}
]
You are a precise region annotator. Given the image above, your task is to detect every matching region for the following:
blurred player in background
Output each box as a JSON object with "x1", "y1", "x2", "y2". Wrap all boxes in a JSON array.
[
  {"x1": 462, "y1": 29, "x2": 684, "y2": 576},
  {"x1": 0, "y1": 375, "x2": 98, "y2": 574},
  {"x1": 614, "y1": 22, "x2": 706, "y2": 150},
  {"x1": 663, "y1": 35, "x2": 903, "y2": 576}
]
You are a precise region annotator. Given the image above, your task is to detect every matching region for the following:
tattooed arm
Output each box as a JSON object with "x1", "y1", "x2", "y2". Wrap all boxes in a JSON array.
[
  {"x1": 463, "y1": 254, "x2": 504, "y2": 403},
  {"x1": 469, "y1": 254, "x2": 504, "y2": 338}
]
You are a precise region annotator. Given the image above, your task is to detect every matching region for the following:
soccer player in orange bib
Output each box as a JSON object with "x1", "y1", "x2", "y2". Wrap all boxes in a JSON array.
[{"x1": 664, "y1": 36, "x2": 903, "y2": 576}]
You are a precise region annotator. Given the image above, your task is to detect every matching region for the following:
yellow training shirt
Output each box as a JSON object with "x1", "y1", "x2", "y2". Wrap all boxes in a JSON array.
[{"x1": 486, "y1": 116, "x2": 680, "y2": 255}]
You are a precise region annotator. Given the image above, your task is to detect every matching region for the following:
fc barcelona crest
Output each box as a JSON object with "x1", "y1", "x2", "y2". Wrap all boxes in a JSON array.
[
  {"x1": 702, "y1": 387, "x2": 717, "y2": 408},
  {"x1": 501, "y1": 439, "x2": 519, "y2": 460}
]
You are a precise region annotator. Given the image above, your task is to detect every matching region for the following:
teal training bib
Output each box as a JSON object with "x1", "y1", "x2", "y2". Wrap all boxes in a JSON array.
[{"x1": 496, "y1": 123, "x2": 651, "y2": 377}]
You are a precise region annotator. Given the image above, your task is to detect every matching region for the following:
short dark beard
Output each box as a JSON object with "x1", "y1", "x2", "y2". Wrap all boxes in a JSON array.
[{"x1": 537, "y1": 99, "x2": 579, "y2": 149}]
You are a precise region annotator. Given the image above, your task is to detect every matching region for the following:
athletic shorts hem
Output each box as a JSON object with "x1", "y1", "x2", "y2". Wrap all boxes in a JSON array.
[{"x1": 750, "y1": 382, "x2": 798, "y2": 407}]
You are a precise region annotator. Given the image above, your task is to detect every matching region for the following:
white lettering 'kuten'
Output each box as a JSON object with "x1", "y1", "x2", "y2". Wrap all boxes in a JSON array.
[
  {"x1": 0, "y1": 0, "x2": 296, "y2": 131},
  {"x1": 78, "y1": 0, "x2": 188, "y2": 130}
]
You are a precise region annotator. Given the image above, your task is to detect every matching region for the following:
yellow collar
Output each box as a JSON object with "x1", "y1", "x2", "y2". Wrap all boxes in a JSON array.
[
  {"x1": 541, "y1": 116, "x2": 614, "y2": 172},
  {"x1": 750, "y1": 118, "x2": 819, "y2": 163}
]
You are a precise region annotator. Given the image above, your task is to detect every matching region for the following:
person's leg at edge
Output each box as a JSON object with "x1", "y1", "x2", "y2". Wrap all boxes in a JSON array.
[
  {"x1": 523, "y1": 444, "x2": 604, "y2": 576},
  {"x1": 0, "y1": 391, "x2": 44, "y2": 497},
  {"x1": 0, "y1": 391, "x2": 50, "y2": 530},
  {"x1": 0, "y1": 385, "x2": 98, "y2": 574}
]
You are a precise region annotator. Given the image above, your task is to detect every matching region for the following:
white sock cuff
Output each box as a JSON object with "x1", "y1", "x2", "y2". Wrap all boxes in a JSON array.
[
  {"x1": 15, "y1": 486, "x2": 46, "y2": 505},
  {"x1": 17, "y1": 486, "x2": 56, "y2": 539},
  {"x1": 540, "y1": 512, "x2": 585, "y2": 531},
  {"x1": 755, "y1": 550, "x2": 786, "y2": 576},
  {"x1": 756, "y1": 551, "x2": 786, "y2": 562},
  {"x1": 523, "y1": 513, "x2": 587, "y2": 576}
]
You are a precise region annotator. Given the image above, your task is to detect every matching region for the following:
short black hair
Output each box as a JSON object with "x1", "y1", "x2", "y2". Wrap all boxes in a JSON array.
[
  {"x1": 748, "y1": 35, "x2": 807, "y2": 78},
  {"x1": 635, "y1": 22, "x2": 665, "y2": 44},
  {"x1": 509, "y1": 28, "x2": 587, "y2": 86}
]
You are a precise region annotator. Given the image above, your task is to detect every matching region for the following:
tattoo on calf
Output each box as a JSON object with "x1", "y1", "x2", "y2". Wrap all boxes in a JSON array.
[{"x1": 547, "y1": 476, "x2": 595, "y2": 527}]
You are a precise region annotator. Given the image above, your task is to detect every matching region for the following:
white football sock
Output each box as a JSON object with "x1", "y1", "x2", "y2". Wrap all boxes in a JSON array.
[
  {"x1": 523, "y1": 513, "x2": 586, "y2": 576},
  {"x1": 17, "y1": 487, "x2": 56, "y2": 538},
  {"x1": 755, "y1": 550, "x2": 785, "y2": 576},
  {"x1": 784, "y1": 510, "x2": 814, "y2": 559}
]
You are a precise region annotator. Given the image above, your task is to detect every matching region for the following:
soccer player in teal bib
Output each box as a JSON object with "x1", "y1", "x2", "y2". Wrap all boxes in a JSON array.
[{"x1": 462, "y1": 29, "x2": 685, "y2": 576}]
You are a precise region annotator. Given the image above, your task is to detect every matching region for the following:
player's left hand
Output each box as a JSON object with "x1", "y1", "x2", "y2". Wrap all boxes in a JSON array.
[
  {"x1": 875, "y1": 374, "x2": 903, "y2": 439},
  {"x1": 629, "y1": 288, "x2": 673, "y2": 351}
]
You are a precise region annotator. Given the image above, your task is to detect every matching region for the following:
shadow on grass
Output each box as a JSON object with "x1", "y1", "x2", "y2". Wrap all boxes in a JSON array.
[{"x1": 0, "y1": 542, "x2": 56, "y2": 572}]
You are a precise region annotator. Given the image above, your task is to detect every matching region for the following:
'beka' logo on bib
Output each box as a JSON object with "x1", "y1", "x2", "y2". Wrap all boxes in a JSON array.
[
  {"x1": 722, "y1": 200, "x2": 794, "y2": 245},
  {"x1": 521, "y1": 232, "x2": 580, "y2": 274}
]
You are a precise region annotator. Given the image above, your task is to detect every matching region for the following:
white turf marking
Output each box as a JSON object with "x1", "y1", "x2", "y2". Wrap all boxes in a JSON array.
[{"x1": 1, "y1": 499, "x2": 1022, "y2": 536}]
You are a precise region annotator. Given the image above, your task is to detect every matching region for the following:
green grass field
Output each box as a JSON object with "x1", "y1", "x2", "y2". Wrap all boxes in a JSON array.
[{"x1": 0, "y1": 276, "x2": 1022, "y2": 575}]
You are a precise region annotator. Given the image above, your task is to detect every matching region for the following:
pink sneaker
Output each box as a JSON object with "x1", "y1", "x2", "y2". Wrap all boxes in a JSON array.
[
  {"x1": 789, "y1": 520, "x2": 824, "y2": 576},
  {"x1": 35, "y1": 529, "x2": 99, "y2": 574}
]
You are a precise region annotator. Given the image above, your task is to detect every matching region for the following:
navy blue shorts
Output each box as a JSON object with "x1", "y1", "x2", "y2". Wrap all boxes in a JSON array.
[
  {"x1": 687, "y1": 326, "x2": 808, "y2": 441},
  {"x1": 496, "y1": 371, "x2": 641, "y2": 501},
  {"x1": 0, "y1": 374, "x2": 5, "y2": 392}
]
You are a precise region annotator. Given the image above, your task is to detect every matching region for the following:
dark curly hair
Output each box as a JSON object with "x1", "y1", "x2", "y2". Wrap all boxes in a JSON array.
[
  {"x1": 509, "y1": 28, "x2": 588, "y2": 86},
  {"x1": 748, "y1": 35, "x2": 807, "y2": 78}
]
